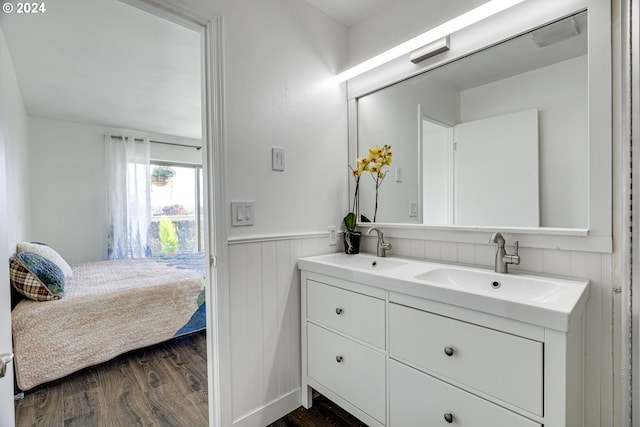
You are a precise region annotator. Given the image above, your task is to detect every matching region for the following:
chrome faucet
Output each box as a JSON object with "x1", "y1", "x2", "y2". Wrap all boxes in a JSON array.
[
  {"x1": 367, "y1": 227, "x2": 392, "y2": 257},
  {"x1": 489, "y1": 232, "x2": 520, "y2": 273}
]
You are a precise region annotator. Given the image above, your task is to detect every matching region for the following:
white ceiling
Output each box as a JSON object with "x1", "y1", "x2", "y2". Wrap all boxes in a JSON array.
[
  {"x1": 303, "y1": 0, "x2": 396, "y2": 26},
  {"x1": 0, "y1": 0, "x2": 202, "y2": 139}
]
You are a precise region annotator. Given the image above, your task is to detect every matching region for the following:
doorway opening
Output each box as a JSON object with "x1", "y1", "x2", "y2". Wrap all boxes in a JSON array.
[{"x1": 2, "y1": 0, "x2": 225, "y2": 425}]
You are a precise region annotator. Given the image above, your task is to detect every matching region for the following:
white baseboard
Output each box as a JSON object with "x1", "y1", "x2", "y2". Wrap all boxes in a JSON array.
[{"x1": 232, "y1": 388, "x2": 301, "y2": 427}]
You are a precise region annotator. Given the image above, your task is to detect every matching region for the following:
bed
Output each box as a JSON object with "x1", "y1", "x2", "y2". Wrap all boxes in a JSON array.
[{"x1": 10, "y1": 247, "x2": 205, "y2": 392}]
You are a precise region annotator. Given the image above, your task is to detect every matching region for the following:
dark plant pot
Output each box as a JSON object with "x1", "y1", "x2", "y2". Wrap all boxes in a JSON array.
[{"x1": 343, "y1": 231, "x2": 361, "y2": 255}]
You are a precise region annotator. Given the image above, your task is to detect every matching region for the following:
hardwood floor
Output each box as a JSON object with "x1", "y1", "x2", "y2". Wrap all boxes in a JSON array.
[
  {"x1": 267, "y1": 395, "x2": 366, "y2": 427},
  {"x1": 14, "y1": 331, "x2": 363, "y2": 427},
  {"x1": 15, "y1": 330, "x2": 209, "y2": 427}
]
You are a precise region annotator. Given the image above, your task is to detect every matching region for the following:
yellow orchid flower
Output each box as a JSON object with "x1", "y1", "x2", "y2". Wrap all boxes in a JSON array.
[
  {"x1": 369, "y1": 146, "x2": 384, "y2": 157},
  {"x1": 348, "y1": 144, "x2": 393, "y2": 224}
]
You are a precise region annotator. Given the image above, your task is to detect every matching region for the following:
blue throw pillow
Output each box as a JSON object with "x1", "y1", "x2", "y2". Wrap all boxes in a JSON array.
[{"x1": 10, "y1": 252, "x2": 65, "y2": 301}]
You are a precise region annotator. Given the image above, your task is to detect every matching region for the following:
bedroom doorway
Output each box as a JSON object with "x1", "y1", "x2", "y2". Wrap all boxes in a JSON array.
[
  {"x1": 108, "y1": 3, "x2": 228, "y2": 427},
  {"x1": 1, "y1": 0, "x2": 227, "y2": 426}
]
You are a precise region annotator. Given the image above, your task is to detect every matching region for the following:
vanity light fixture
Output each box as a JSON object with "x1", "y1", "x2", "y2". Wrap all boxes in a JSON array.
[
  {"x1": 410, "y1": 36, "x2": 450, "y2": 64},
  {"x1": 336, "y1": 0, "x2": 526, "y2": 82}
]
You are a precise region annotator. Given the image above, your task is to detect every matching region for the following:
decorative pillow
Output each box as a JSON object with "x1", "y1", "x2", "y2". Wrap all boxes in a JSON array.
[
  {"x1": 9, "y1": 252, "x2": 65, "y2": 301},
  {"x1": 16, "y1": 242, "x2": 73, "y2": 278}
]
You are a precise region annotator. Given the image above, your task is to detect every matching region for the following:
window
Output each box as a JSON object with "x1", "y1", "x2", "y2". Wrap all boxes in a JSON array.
[{"x1": 150, "y1": 162, "x2": 203, "y2": 256}]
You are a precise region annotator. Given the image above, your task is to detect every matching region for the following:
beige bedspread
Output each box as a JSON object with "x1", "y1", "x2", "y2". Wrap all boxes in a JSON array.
[{"x1": 11, "y1": 258, "x2": 204, "y2": 391}]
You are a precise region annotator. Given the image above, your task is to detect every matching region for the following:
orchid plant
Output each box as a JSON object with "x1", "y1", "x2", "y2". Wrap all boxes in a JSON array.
[{"x1": 345, "y1": 144, "x2": 393, "y2": 229}]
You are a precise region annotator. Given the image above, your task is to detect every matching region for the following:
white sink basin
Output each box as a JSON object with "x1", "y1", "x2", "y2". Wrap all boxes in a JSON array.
[
  {"x1": 414, "y1": 267, "x2": 561, "y2": 303},
  {"x1": 298, "y1": 253, "x2": 590, "y2": 331},
  {"x1": 303, "y1": 252, "x2": 408, "y2": 271}
]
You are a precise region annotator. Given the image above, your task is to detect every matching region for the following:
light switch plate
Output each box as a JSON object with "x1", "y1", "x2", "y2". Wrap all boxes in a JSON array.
[
  {"x1": 231, "y1": 201, "x2": 255, "y2": 226},
  {"x1": 409, "y1": 201, "x2": 418, "y2": 218},
  {"x1": 395, "y1": 166, "x2": 403, "y2": 182},
  {"x1": 272, "y1": 147, "x2": 285, "y2": 171}
]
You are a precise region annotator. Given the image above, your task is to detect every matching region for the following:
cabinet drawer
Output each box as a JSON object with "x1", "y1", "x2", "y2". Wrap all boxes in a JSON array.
[
  {"x1": 307, "y1": 323, "x2": 386, "y2": 424},
  {"x1": 389, "y1": 303, "x2": 543, "y2": 416},
  {"x1": 307, "y1": 280, "x2": 385, "y2": 348},
  {"x1": 390, "y1": 360, "x2": 541, "y2": 427}
]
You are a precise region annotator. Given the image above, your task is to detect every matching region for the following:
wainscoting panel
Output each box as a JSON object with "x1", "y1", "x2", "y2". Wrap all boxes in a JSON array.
[{"x1": 228, "y1": 234, "x2": 335, "y2": 427}]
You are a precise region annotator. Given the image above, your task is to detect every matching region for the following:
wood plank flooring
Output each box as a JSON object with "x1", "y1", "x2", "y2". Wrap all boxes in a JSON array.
[
  {"x1": 15, "y1": 330, "x2": 209, "y2": 427},
  {"x1": 267, "y1": 395, "x2": 366, "y2": 427},
  {"x1": 14, "y1": 330, "x2": 363, "y2": 427}
]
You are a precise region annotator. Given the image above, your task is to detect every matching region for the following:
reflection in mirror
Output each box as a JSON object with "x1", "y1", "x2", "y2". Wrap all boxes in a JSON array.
[{"x1": 356, "y1": 11, "x2": 587, "y2": 229}]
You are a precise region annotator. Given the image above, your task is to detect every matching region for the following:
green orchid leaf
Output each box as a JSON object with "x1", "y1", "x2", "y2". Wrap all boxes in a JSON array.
[{"x1": 344, "y1": 212, "x2": 356, "y2": 231}]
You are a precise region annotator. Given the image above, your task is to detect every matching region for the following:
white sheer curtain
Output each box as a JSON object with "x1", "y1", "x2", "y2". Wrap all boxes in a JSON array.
[{"x1": 105, "y1": 135, "x2": 151, "y2": 259}]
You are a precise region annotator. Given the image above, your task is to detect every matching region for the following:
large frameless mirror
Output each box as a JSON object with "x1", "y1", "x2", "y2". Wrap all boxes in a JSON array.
[{"x1": 355, "y1": 11, "x2": 587, "y2": 229}]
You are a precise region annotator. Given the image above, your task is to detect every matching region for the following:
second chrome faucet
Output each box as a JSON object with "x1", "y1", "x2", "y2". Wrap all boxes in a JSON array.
[{"x1": 489, "y1": 232, "x2": 520, "y2": 273}]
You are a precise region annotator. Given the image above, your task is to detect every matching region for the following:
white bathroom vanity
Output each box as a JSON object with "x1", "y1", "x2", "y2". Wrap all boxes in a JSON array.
[{"x1": 299, "y1": 252, "x2": 590, "y2": 427}]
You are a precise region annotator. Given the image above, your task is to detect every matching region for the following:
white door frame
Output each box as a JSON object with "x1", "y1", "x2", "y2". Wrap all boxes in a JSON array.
[
  {"x1": 619, "y1": 0, "x2": 638, "y2": 424},
  {"x1": 626, "y1": 0, "x2": 639, "y2": 425},
  {"x1": 118, "y1": 1, "x2": 230, "y2": 426},
  {"x1": 0, "y1": 98, "x2": 15, "y2": 427}
]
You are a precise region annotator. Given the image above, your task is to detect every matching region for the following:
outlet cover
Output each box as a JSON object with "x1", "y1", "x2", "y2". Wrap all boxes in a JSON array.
[
  {"x1": 328, "y1": 226, "x2": 337, "y2": 245},
  {"x1": 409, "y1": 201, "x2": 418, "y2": 217}
]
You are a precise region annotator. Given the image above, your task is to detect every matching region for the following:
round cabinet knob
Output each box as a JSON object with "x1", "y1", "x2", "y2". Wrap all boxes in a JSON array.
[
  {"x1": 444, "y1": 413, "x2": 454, "y2": 423},
  {"x1": 444, "y1": 346, "x2": 455, "y2": 357},
  {"x1": 336, "y1": 355, "x2": 343, "y2": 363},
  {"x1": 335, "y1": 308, "x2": 343, "y2": 315}
]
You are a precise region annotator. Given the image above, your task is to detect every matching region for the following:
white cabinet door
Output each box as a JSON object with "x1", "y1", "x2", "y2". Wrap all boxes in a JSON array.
[{"x1": 390, "y1": 360, "x2": 541, "y2": 427}]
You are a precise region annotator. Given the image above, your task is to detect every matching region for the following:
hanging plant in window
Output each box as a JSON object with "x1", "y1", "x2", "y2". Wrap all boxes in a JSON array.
[{"x1": 151, "y1": 166, "x2": 175, "y2": 187}]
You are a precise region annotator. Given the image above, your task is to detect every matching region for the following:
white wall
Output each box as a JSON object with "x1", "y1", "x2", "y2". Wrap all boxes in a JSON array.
[
  {"x1": 357, "y1": 76, "x2": 458, "y2": 223},
  {"x1": 219, "y1": 0, "x2": 348, "y2": 239},
  {"x1": 0, "y1": 26, "x2": 29, "y2": 254},
  {"x1": 28, "y1": 116, "x2": 201, "y2": 264}
]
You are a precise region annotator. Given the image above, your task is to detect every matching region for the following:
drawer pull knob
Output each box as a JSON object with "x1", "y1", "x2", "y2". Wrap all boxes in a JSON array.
[
  {"x1": 444, "y1": 413, "x2": 454, "y2": 423},
  {"x1": 336, "y1": 355, "x2": 344, "y2": 363},
  {"x1": 444, "y1": 346, "x2": 455, "y2": 357},
  {"x1": 335, "y1": 308, "x2": 343, "y2": 315}
]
